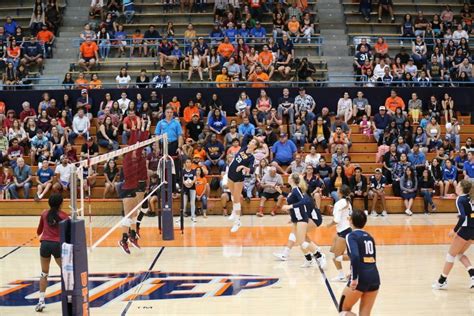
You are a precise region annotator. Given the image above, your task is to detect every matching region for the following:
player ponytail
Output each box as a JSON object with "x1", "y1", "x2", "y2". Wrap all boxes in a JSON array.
[
  {"x1": 340, "y1": 184, "x2": 351, "y2": 204},
  {"x1": 47, "y1": 193, "x2": 64, "y2": 227},
  {"x1": 459, "y1": 179, "x2": 473, "y2": 198},
  {"x1": 290, "y1": 173, "x2": 308, "y2": 193}
]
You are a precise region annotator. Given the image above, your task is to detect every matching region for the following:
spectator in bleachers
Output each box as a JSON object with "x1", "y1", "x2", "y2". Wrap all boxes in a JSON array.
[
  {"x1": 143, "y1": 25, "x2": 160, "y2": 57},
  {"x1": 78, "y1": 37, "x2": 99, "y2": 71},
  {"x1": 80, "y1": 23, "x2": 96, "y2": 42},
  {"x1": 400, "y1": 166, "x2": 417, "y2": 216},
  {"x1": 37, "y1": 24, "x2": 55, "y2": 59},
  {"x1": 204, "y1": 133, "x2": 226, "y2": 174},
  {"x1": 208, "y1": 108, "x2": 227, "y2": 135},
  {"x1": 427, "y1": 56, "x2": 444, "y2": 84},
  {"x1": 330, "y1": 126, "x2": 349, "y2": 154},
  {"x1": 368, "y1": 168, "x2": 387, "y2": 217},
  {"x1": 392, "y1": 152, "x2": 411, "y2": 197},
  {"x1": 331, "y1": 145, "x2": 346, "y2": 169},
  {"x1": 399, "y1": 14, "x2": 415, "y2": 45},
  {"x1": 30, "y1": 7, "x2": 45, "y2": 37},
  {"x1": 30, "y1": 129, "x2": 50, "y2": 166},
  {"x1": 2, "y1": 62, "x2": 16, "y2": 89},
  {"x1": 384, "y1": 90, "x2": 405, "y2": 115},
  {"x1": 295, "y1": 57, "x2": 317, "y2": 83},
  {"x1": 358, "y1": 0, "x2": 372, "y2": 22},
  {"x1": 257, "y1": 166, "x2": 284, "y2": 217},
  {"x1": 89, "y1": 0, "x2": 104, "y2": 18},
  {"x1": 277, "y1": 88, "x2": 295, "y2": 124},
  {"x1": 442, "y1": 159, "x2": 457, "y2": 197},
  {"x1": 463, "y1": 151, "x2": 474, "y2": 183},
  {"x1": 248, "y1": 65, "x2": 269, "y2": 88},
  {"x1": 4, "y1": 17, "x2": 18, "y2": 36},
  {"x1": 69, "y1": 108, "x2": 90, "y2": 145},
  {"x1": 289, "y1": 116, "x2": 307, "y2": 150},
  {"x1": 408, "y1": 143, "x2": 426, "y2": 176},
  {"x1": 315, "y1": 156, "x2": 332, "y2": 194},
  {"x1": 377, "y1": 0, "x2": 394, "y2": 23},
  {"x1": 9, "y1": 157, "x2": 32, "y2": 199},
  {"x1": 304, "y1": 144, "x2": 321, "y2": 168},
  {"x1": 453, "y1": 24, "x2": 469, "y2": 46},
  {"x1": 288, "y1": 1, "x2": 302, "y2": 21},
  {"x1": 97, "y1": 25, "x2": 111, "y2": 60},
  {"x1": 374, "y1": 37, "x2": 389, "y2": 59},
  {"x1": 412, "y1": 35, "x2": 427, "y2": 68},
  {"x1": 311, "y1": 116, "x2": 330, "y2": 153},
  {"x1": 425, "y1": 116, "x2": 441, "y2": 151},
  {"x1": 286, "y1": 154, "x2": 306, "y2": 174},
  {"x1": 413, "y1": 11, "x2": 429, "y2": 38},
  {"x1": 353, "y1": 44, "x2": 372, "y2": 76},
  {"x1": 336, "y1": 92, "x2": 353, "y2": 124},
  {"x1": 271, "y1": 132, "x2": 297, "y2": 174},
  {"x1": 6, "y1": 40, "x2": 21, "y2": 70},
  {"x1": 329, "y1": 165, "x2": 348, "y2": 203},
  {"x1": 35, "y1": 160, "x2": 54, "y2": 201},
  {"x1": 21, "y1": 37, "x2": 44, "y2": 70},
  {"x1": 349, "y1": 166, "x2": 369, "y2": 212}
]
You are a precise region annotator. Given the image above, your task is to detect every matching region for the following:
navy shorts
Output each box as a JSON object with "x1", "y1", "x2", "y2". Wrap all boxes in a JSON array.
[
  {"x1": 308, "y1": 208, "x2": 323, "y2": 227},
  {"x1": 337, "y1": 227, "x2": 352, "y2": 238},
  {"x1": 290, "y1": 206, "x2": 309, "y2": 223},
  {"x1": 40, "y1": 240, "x2": 61, "y2": 259},
  {"x1": 457, "y1": 227, "x2": 474, "y2": 241},
  {"x1": 349, "y1": 281, "x2": 380, "y2": 293}
]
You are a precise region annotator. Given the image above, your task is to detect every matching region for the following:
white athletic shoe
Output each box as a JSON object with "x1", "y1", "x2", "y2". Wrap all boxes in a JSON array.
[
  {"x1": 470, "y1": 276, "x2": 474, "y2": 289},
  {"x1": 191, "y1": 217, "x2": 197, "y2": 223},
  {"x1": 273, "y1": 252, "x2": 288, "y2": 261},
  {"x1": 230, "y1": 220, "x2": 241, "y2": 233},
  {"x1": 432, "y1": 280, "x2": 448, "y2": 290},
  {"x1": 300, "y1": 259, "x2": 316, "y2": 268},
  {"x1": 35, "y1": 301, "x2": 46, "y2": 312},
  {"x1": 405, "y1": 209, "x2": 413, "y2": 216},
  {"x1": 331, "y1": 275, "x2": 348, "y2": 282},
  {"x1": 381, "y1": 210, "x2": 388, "y2": 217},
  {"x1": 370, "y1": 210, "x2": 378, "y2": 217},
  {"x1": 315, "y1": 253, "x2": 327, "y2": 270},
  {"x1": 228, "y1": 212, "x2": 236, "y2": 221},
  {"x1": 364, "y1": 210, "x2": 369, "y2": 216}
]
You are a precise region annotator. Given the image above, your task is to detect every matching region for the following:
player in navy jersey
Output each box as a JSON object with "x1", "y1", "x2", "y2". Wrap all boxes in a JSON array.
[
  {"x1": 280, "y1": 173, "x2": 327, "y2": 268},
  {"x1": 433, "y1": 180, "x2": 474, "y2": 290},
  {"x1": 135, "y1": 130, "x2": 150, "y2": 237},
  {"x1": 227, "y1": 138, "x2": 260, "y2": 233},
  {"x1": 339, "y1": 210, "x2": 380, "y2": 316}
]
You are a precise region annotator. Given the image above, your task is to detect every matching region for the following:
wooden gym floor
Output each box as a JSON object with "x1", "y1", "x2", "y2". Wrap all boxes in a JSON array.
[{"x1": 0, "y1": 214, "x2": 473, "y2": 315}]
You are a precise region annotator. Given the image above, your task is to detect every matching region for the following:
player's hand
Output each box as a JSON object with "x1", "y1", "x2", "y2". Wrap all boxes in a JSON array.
[
  {"x1": 448, "y1": 230, "x2": 455, "y2": 238},
  {"x1": 281, "y1": 205, "x2": 291, "y2": 212},
  {"x1": 350, "y1": 279, "x2": 358, "y2": 291},
  {"x1": 275, "y1": 185, "x2": 282, "y2": 193}
]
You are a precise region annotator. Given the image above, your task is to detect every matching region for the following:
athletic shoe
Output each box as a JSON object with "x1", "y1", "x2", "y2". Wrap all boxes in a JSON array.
[
  {"x1": 370, "y1": 210, "x2": 378, "y2": 217},
  {"x1": 470, "y1": 276, "x2": 474, "y2": 289},
  {"x1": 34, "y1": 194, "x2": 40, "y2": 202},
  {"x1": 273, "y1": 252, "x2": 288, "y2": 261},
  {"x1": 230, "y1": 220, "x2": 241, "y2": 233},
  {"x1": 256, "y1": 211, "x2": 264, "y2": 217},
  {"x1": 381, "y1": 210, "x2": 388, "y2": 217},
  {"x1": 300, "y1": 259, "x2": 316, "y2": 268},
  {"x1": 315, "y1": 253, "x2": 327, "y2": 270},
  {"x1": 35, "y1": 301, "x2": 46, "y2": 312},
  {"x1": 191, "y1": 217, "x2": 197, "y2": 223},
  {"x1": 405, "y1": 209, "x2": 413, "y2": 216},
  {"x1": 270, "y1": 210, "x2": 276, "y2": 216},
  {"x1": 432, "y1": 280, "x2": 448, "y2": 290},
  {"x1": 364, "y1": 210, "x2": 369, "y2": 216},
  {"x1": 228, "y1": 212, "x2": 235, "y2": 221},
  {"x1": 118, "y1": 240, "x2": 131, "y2": 254},
  {"x1": 331, "y1": 275, "x2": 348, "y2": 282},
  {"x1": 129, "y1": 236, "x2": 141, "y2": 249}
]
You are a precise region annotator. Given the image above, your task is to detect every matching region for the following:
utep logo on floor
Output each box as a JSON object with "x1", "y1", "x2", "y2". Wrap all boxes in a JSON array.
[{"x1": 0, "y1": 271, "x2": 279, "y2": 307}]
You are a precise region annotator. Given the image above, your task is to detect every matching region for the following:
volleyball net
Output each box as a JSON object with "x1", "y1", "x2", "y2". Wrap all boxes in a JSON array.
[{"x1": 68, "y1": 132, "x2": 176, "y2": 250}]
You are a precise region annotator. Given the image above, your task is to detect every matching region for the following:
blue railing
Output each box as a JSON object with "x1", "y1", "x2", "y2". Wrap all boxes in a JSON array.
[{"x1": 349, "y1": 35, "x2": 474, "y2": 48}]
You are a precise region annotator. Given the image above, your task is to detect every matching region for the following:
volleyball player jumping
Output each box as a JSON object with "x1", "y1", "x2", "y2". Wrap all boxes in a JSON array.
[
  {"x1": 280, "y1": 173, "x2": 327, "y2": 268},
  {"x1": 134, "y1": 130, "x2": 150, "y2": 238},
  {"x1": 118, "y1": 130, "x2": 142, "y2": 254},
  {"x1": 433, "y1": 180, "x2": 474, "y2": 290},
  {"x1": 35, "y1": 193, "x2": 69, "y2": 312},
  {"x1": 227, "y1": 138, "x2": 259, "y2": 233},
  {"x1": 339, "y1": 210, "x2": 380, "y2": 316}
]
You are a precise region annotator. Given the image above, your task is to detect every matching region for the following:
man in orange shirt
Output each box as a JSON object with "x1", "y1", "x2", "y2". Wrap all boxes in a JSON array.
[
  {"x1": 384, "y1": 89, "x2": 406, "y2": 115},
  {"x1": 258, "y1": 44, "x2": 274, "y2": 79},
  {"x1": 78, "y1": 37, "x2": 99, "y2": 71},
  {"x1": 248, "y1": 65, "x2": 269, "y2": 88},
  {"x1": 183, "y1": 100, "x2": 200, "y2": 123},
  {"x1": 287, "y1": 15, "x2": 300, "y2": 42},
  {"x1": 217, "y1": 36, "x2": 234, "y2": 63},
  {"x1": 36, "y1": 24, "x2": 55, "y2": 58}
]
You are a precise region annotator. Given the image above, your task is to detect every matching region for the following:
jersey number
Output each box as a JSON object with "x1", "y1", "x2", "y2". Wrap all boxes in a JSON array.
[
  {"x1": 236, "y1": 156, "x2": 243, "y2": 163},
  {"x1": 364, "y1": 240, "x2": 374, "y2": 255}
]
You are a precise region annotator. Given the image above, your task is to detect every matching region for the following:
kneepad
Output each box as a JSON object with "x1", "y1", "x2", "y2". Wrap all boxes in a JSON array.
[
  {"x1": 446, "y1": 253, "x2": 456, "y2": 263},
  {"x1": 40, "y1": 272, "x2": 48, "y2": 279},
  {"x1": 120, "y1": 217, "x2": 132, "y2": 227},
  {"x1": 288, "y1": 233, "x2": 296, "y2": 242},
  {"x1": 301, "y1": 241, "x2": 310, "y2": 250}
]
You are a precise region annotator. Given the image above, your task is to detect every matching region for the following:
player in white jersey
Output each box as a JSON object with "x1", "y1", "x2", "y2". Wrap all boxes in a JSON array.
[{"x1": 327, "y1": 184, "x2": 353, "y2": 282}]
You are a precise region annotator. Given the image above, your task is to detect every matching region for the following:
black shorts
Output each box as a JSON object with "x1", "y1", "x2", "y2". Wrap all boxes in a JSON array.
[
  {"x1": 262, "y1": 191, "x2": 281, "y2": 201},
  {"x1": 120, "y1": 187, "x2": 137, "y2": 199},
  {"x1": 40, "y1": 240, "x2": 61, "y2": 258},
  {"x1": 337, "y1": 227, "x2": 352, "y2": 238},
  {"x1": 349, "y1": 281, "x2": 380, "y2": 293},
  {"x1": 356, "y1": 109, "x2": 367, "y2": 117},
  {"x1": 457, "y1": 227, "x2": 474, "y2": 241},
  {"x1": 82, "y1": 57, "x2": 94, "y2": 62},
  {"x1": 290, "y1": 206, "x2": 309, "y2": 223},
  {"x1": 228, "y1": 170, "x2": 244, "y2": 183},
  {"x1": 137, "y1": 180, "x2": 146, "y2": 193}
]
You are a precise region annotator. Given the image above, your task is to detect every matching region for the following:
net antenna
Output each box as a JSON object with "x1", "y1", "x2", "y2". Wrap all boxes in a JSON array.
[{"x1": 69, "y1": 134, "x2": 172, "y2": 249}]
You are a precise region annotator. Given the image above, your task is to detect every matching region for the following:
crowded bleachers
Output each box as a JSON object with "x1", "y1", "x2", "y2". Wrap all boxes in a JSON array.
[
  {"x1": 346, "y1": 1, "x2": 473, "y2": 86},
  {"x1": 0, "y1": 0, "x2": 65, "y2": 89},
  {"x1": 0, "y1": 86, "x2": 473, "y2": 218},
  {"x1": 63, "y1": 0, "x2": 328, "y2": 86}
]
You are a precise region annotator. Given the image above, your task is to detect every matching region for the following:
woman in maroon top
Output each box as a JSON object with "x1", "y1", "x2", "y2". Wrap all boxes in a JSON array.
[
  {"x1": 36, "y1": 193, "x2": 69, "y2": 312},
  {"x1": 118, "y1": 130, "x2": 141, "y2": 254}
]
